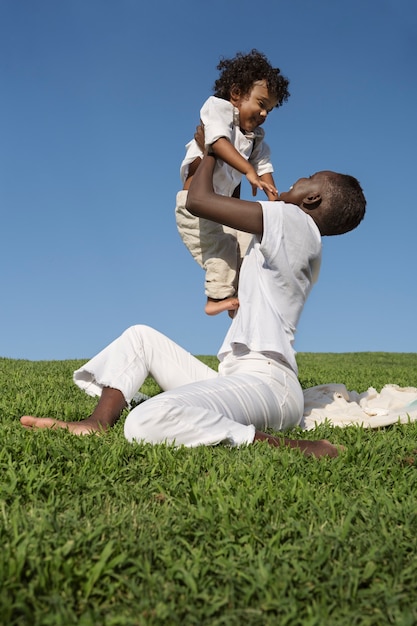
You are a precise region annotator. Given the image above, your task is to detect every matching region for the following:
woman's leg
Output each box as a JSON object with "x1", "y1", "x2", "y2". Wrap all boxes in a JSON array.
[
  {"x1": 124, "y1": 352, "x2": 302, "y2": 447},
  {"x1": 124, "y1": 368, "x2": 340, "y2": 457},
  {"x1": 73, "y1": 324, "x2": 217, "y2": 403},
  {"x1": 124, "y1": 373, "x2": 261, "y2": 447},
  {"x1": 21, "y1": 325, "x2": 217, "y2": 434},
  {"x1": 21, "y1": 387, "x2": 127, "y2": 434}
]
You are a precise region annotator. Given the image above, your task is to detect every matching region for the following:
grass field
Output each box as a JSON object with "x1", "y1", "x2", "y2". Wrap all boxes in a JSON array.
[{"x1": 1, "y1": 352, "x2": 417, "y2": 625}]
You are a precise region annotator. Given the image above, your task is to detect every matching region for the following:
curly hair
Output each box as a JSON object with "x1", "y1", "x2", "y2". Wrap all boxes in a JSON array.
[
  {"x1": 320, "y1": 174, "x2": 366, "y2": 236},
  {"x1": 213, "y1": 49, "x2": 290, "y2": 108}
]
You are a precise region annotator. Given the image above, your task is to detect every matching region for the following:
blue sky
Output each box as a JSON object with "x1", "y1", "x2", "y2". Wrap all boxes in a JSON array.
[{"x1": 1, "y1": 0, "x2": 416, "y2": 361}]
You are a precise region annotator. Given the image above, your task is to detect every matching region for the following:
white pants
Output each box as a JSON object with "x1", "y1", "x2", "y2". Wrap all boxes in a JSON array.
[
  {"x1": 74, "y1": 325, "x2": 304, "y2": 447},
  {"x1": 175, "y1": 190, "x2": 253, "y2": 300}
]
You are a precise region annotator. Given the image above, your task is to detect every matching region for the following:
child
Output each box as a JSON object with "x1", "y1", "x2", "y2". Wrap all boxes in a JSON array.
[
  {"x1": 21, "y1": 154, "x2": 366, "y2": 459},
  {"x1": 176, "y1": 49, "x2": 290, "y2": 316}
]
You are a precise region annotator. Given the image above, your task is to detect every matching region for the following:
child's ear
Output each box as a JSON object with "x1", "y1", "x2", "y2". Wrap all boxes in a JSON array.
[
  {"x1": 230, "y1": 84, "x2": 241, "y2": 104},
  {"x1": 302, "y1": 193, "x2": 322, "y2": 210}
]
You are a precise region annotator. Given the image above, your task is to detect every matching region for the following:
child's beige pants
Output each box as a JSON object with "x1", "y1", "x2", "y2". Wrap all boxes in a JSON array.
[{"x1": 175, "y1": 190, "x2": 253, "y2": 300}]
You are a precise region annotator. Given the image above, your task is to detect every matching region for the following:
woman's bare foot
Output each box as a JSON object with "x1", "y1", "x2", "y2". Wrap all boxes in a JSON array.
[
  {"x1": 254, "y1": 431, "x2": 344, "y2": 458},
  {"x1": 20, "y1": 415, "x2": 106, "y2": 435},
  {"x1": 20, "y1": 387, "x2": 127, "y2": 436},
  {"x1": 205, "y1": 296, "x2": 240, "y2": 316}
]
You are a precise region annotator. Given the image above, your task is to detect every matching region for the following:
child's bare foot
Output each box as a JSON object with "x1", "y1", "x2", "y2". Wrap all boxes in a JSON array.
[
  {"x1": 20, "y1": 415, "x2": 106, "y2": 435},
  {"x1": 254, "y1": 431, "x2": 344, "y2": 458},
  {"x1": 205, "y1": 296, "x2": 239, "y2": 316}
]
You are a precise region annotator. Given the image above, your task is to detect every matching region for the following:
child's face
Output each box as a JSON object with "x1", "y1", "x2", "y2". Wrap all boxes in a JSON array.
[{"x1": 231, "y1": 80, "x2": 278, "y2": 133}]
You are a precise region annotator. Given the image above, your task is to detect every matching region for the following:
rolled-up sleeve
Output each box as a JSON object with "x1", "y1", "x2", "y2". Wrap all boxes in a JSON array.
[
  {"x1": 201, "y1": 97, "x2": 234, "y2": 147},
  {"x1": 250, "y1": 131, "x2": 274, "y2": 177}
]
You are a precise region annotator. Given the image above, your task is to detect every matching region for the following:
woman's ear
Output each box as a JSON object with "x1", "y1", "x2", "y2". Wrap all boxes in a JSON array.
[{"x1": 302, "y1": 193, "x2": 322, "y2": 210}]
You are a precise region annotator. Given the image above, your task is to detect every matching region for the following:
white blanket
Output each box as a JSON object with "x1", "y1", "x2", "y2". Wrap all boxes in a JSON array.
[{"x1": 303, "y1": 384, "x2": 417, "y2": 430}]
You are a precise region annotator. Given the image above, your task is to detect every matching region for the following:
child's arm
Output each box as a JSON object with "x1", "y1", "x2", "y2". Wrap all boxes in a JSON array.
[
  {"x1": 212, "y1": 137, "x2": 277, "y2": 198},
  {"x1": 259, "y1": 172, "x2": 279, "y2": 201},
  {"x1": 186, "y1": 153, "x2": 264, "y2": 236}
]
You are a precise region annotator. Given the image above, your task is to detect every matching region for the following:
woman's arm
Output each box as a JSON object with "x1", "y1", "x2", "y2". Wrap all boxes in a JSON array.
[{"x1": 186, "y1": 154, "x2": 264, "y2": 236}]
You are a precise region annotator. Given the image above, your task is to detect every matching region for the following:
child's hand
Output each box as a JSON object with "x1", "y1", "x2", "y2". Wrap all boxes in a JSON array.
[
  {"x1": 246, "y1": 169, "x2": 278, "y2": 199},
  {"x1": 194, "y1": 122, "x2": 205, "y2": 152},
  {"x1": 245, "y1": 168, "x2": 264, "y2": 196},
  {"x1": 263, "y1": 184, "x2": 279, "y2": 201}
]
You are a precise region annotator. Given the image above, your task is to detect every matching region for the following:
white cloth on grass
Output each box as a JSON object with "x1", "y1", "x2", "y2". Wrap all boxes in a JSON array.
[{"x1": 303, "y1": 384, "x2": 417, "y2": 430}]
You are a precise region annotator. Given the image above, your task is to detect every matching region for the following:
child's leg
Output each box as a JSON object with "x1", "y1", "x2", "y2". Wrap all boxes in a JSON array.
[
  {"x1": 236, "y1": 230, "x2": 253, "y2": 264},
  {"x1": 204, "y1": 228, "x2": 254, "y2": 315},
  {"x1": 200, "y1": 220, "x2": 241, "y2": 301},
  {"x1": 175, "y1": 190, "x2": 205, "y2": 268},
  {"x1": 205, "y1": 296, "x2": 240, "y2": 316},
  {"x1": 176, "y1": 191, "x2": 242, "y2": 313}
]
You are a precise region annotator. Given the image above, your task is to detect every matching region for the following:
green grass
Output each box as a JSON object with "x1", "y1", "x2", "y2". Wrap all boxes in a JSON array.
[{"x1": 1, "y1": 353, "x2": 417, "y2": 625}]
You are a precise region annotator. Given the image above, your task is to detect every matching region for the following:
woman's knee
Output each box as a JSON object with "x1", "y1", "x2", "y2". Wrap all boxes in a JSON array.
[
  {"x1": 124, "y1": 404, "x2": 147, "y2": 442},
  {"x1": 124, "y1": 397, "x2": 172, "y2": 444},
  {"x1": 123, "y1": 324, "x2": 150, "y2": 338}
]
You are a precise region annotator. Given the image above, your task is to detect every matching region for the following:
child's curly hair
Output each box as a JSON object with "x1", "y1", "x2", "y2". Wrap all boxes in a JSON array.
[{"x1": 213, "y1": 49, "x2": 290, "y2": 108}]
